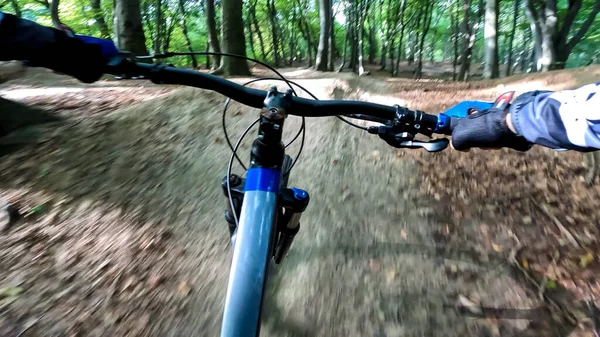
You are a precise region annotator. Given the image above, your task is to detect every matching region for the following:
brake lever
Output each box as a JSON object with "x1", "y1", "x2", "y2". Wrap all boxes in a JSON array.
[
  {"x1": 367, "y1": 126, "x2": 449, "y2": 152},
  {"x1": 398, "y1": 139, "x2": 449, "y2": 152}
]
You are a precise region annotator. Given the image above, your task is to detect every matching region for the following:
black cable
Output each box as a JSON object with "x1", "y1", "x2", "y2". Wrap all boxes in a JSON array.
[
  {"x1": 223, "y1": 77, "x2": 320, "y2": 170},
  {"x1": 227, "y1": 118, "x2": 260, "y2": 228}
]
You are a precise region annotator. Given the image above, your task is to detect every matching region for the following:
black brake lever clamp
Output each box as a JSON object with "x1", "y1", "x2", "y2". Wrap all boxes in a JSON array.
[{"x1": 366, "y1": 105, "x2": 448, "y2": 152}]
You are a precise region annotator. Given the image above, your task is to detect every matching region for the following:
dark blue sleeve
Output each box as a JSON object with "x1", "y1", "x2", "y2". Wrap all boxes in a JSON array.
[
  {"x1": 0, "y1": 12, "x2": 105, "y2": 83},
  {"x1": 510, "y1": 83, "x2": 600, "y2": 151}
]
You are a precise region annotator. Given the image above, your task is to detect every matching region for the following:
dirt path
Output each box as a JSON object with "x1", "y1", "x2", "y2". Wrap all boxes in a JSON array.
[{"x1": 0, "y1": 68, "x2": 597, "y2": 336}]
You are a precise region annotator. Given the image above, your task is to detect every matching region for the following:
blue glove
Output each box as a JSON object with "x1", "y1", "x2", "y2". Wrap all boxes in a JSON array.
[
  {"x1": 442, "y1": 100, "x2": 494, "y2": 118},
  {"x1": 75, "y1": 35, "x2": 119, "y2": 59}
]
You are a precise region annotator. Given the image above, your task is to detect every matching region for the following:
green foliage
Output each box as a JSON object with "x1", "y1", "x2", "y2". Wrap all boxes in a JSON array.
[{"x1": 1, "y1": 0, "x2": 598, "y2": 72}]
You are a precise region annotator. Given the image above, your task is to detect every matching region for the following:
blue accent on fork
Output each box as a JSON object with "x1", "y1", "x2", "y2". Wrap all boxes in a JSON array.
[{"x1": 244, "y1": 168, "x2": 281, "y2": 192}]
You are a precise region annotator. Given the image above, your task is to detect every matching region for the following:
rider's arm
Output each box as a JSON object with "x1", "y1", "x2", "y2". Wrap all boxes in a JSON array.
[
  {"x1": 508, "y1": 83, "x2": 600, "y2": 151},
  {"x1": 0, "y1": 11, "x2": 108, "y2": 83}
]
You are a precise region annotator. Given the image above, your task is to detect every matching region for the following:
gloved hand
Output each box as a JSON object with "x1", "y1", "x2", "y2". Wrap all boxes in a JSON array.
[
  {"x1": 0, "y1": 12, "x2": 119, "y2": 83},
  {"x1": 445, "y1": 93, "x2": 532, "y2": 151},
  {"x1": 44, "y1": 32, "x2": 118, "y2": 83},
  {"x1": 76, "y1": 35, "x2": 119, "y2": 59}
]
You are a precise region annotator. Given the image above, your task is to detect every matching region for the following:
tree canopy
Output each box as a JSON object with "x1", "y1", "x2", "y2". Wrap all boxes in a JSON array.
[{"x1": 1, "y1": 0, "x2": 599, "y2": 78}]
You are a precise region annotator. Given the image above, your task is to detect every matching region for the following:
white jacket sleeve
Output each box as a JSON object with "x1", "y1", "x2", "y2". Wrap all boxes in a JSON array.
[{"x1": 511, "y1": 83, "x2": 600, "y2": 151}]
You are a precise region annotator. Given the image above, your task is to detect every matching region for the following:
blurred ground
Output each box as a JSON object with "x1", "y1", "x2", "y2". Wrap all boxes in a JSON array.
[{"x1": 0, "y1": 65, "x2": 598, "y2": 336}]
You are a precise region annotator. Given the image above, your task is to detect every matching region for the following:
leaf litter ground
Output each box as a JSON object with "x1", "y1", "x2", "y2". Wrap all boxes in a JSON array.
[{"x1": 0, "y1": 66, "x2": 599, "y2": 336}]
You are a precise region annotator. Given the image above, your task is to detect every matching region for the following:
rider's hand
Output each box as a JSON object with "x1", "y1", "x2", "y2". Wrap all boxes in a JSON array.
[
  {"x1": 75, "y1": 35, "x2": 119, "y2": 59},
  {"x1": 445, "y1": 97, "x2": 532, "y2": 152}
]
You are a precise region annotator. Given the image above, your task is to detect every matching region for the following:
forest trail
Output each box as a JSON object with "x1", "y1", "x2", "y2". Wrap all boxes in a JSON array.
[{"x1": 0, "y1": 66, "x2": 599, "y2": 336}]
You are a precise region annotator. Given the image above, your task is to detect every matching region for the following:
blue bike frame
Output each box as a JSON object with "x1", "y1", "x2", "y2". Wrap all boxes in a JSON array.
[{"x1": 221, "y1": 168, "x2": 281, "y2": 337}]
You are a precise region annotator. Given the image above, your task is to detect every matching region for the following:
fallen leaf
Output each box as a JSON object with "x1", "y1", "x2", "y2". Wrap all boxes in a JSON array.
[
  {"x1": 148, "y1": 275, "x2": 163, "y2": 289},
  {"x1": 369, "y1": 259, "x2": 381, "y2": 272},
  {"x1": 400, "y1": 230, "x2": 407, "y2": 240},
  {"x1": 522, "y1": 216, "x2": 532, "y2": 225},
  {"x1": 121, "y1": 276, "x2": 137, "y2": 292},
  {"x1": 386, "y1": 269, "x2": 397, "y2": 282},
  {"x1": 492, "y1": 243, "x2": 503, "y2": 253},
  {"x1": 579, "y1": 252, "x2": 594, "y2": 268},
  {"x1": 0, "y1": 286, "x2": 23, "y2": 298},
  {"x1": 28, "y1": 204, "x2": 48, "y2": 215},
  {"x1": 178, "y1": 280, "x2": 191, "y2": 296},
  {"x1": 457, "y1": 295, "x2": 483, "y2": 315},
  {"x1": 180, "y1": 206, "x2": 194, "y2": 214},
  {"x1": 521, "y1": 258, "x2": 529, "y2": 269}
]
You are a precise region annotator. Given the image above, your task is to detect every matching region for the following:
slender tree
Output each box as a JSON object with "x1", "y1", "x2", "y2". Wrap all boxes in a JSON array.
[
  {"x1": 315, "y1": 0, "x2": 332, "y2": 70},
  {"x1": 220, "y1": 0, "x2": 251, "y2": 75},
  {"x1": 357, "y1": 0, "x2": 371, "y2": 75},
  {"x1": 483, "y1": 0, "x2": 499, "y2": 78},
  {"x1": 205, "y1": 0, "x2": 221, "y2": 69},
  {"x1": 153, "y1": 0, "x2": 162, "y2": 54},
  {"x1": 114, "y1": 0, "x2": 149, "y2": 56},
  {"x1": 177, "y1": 0, "x2": 198, "y2": 68},
  {"x1": 50, "y1": 0, "x2": 62, "y2": 28},
  {"x1": 249, "y1": 0, "x2": 266, "y2": 61},
  {"x1": 415, "y1": 1, "x2": 434, "y2": 79},
  {"x1": 267, "y1": 0, "x2": 281, "y2": 67},
  {"x1": 525, "y1": 0, "x2": 600, "y2": 71},
  {"x1": 505, "y1": 0, "x2": 520, "y2": 77},
  {"x1": 90, "y1": 0, "x2": 110, "y2": 38},
  {"x1": 451, "y1": 0, "x2": 460, "y2": 80}
]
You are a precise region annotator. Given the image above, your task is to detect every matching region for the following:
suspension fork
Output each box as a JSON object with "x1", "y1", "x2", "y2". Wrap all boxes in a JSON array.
[{"x1": 219, "y1": 86, "x2": 310, "y2": 262}]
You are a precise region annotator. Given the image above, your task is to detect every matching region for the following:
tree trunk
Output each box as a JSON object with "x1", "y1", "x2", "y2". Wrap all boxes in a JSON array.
[
  {"x1": 525, "y1": 0, "x2": 600, "y2": 72},
  {"x1": 451, "y1": 0, "x2": 459, "y2": 80},
  {"x1": 338, "y1": 29, "x2": 348, "y2": 71},
  {"x1": 205, "y1": 0, "x2": 221, "y2": 68},
  {"x1": 315, "y1": 0, "x2": 331, "y2": 70},
  {"x1": 483, "y1": 0, "x2": 499, "y2": 78},
  {"x1": 379, "y1": 0, "x2": 392, "y2": 70},
  {"x1": 162, "y1": 16, "x2": 176, "y2": 52},
  {"x1": 328, "y1": 7, "x2": 335, "y2": 71},
  {"x1": 8, "y1": 0, "x2": 21, "y2": 17},
  {"x1": 368, "y1": 23, "x2": 376, "y2": 64},
  {"x1": 246, "y1": 15, "x2": 257, "y2": 59},
  {"x1": 205, "y1": 41, "x2": 211, "y2": 69},
  {"x1": 415, "y1": 2, "x2": 433, "y2": 79},
  {"x1": 249, "y1": 0, "x2": 266, "y2": 61},
  {"x1": 524, "y1": 1, "x2": 541, "y2": 71},
  {"x1": 50, "y1": 0, "x2": 62, "y2": 28},
  {"x1": 357, "y1": 0, "x2": 370, "y2": 75},
  {"x1": 114, "y1": 0, "x2": 148, "y2": 56},
  {"x1": 267, "y1": 0, "x2": 281, "y2": 67},
  {"x1": 113, "y1": 0, "x2": 119, "y2": 47},
  {"x1": 394, "y1": 25, "x2": 404, "y2": 76},
  {"x1": 429, "y1": 29, "x2": 436, "y2": 63},
  {"x1": 90, "y1": 0, "x2": 110, "y2": 38},
  {"x1": 153, "y1": 0, "x2": 162, "y2": 55},
  {"x1": 176, "y1": 0, "x2": 197, "y2": 67},
  {"x1": 392, "y1": 0, "x2": 407, "y2": 76},
  {"x1": 220, "y1": 0, "x2": 250, "y2": 75},
  {"x1": 289, "y1": 17, "x2": 296, "y2": 66},
  {"x1": 505, "y1": 0, "x2": 519, "y2": 77},
  {"x1": 457, "y1": 0, "x2": 482, "y2": 81}
]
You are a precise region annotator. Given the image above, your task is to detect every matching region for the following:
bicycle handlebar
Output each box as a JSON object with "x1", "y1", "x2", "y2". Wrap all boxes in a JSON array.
[{"x1": 104, "y1": 58, "x2": 455, "y2": 145}]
